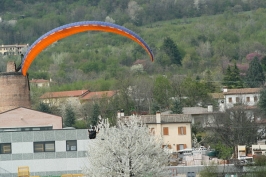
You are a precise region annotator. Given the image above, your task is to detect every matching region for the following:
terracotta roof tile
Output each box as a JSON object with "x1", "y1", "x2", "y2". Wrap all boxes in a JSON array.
[
  {"x1": 40, "y1": 90, "x2": 89, "y2": 99},
  {"x1": 223, "y1": 88, "x2": 262, "y2": 95},
  {"x1": 81, "y1": 90, "x2": 116, "y2": 100}
]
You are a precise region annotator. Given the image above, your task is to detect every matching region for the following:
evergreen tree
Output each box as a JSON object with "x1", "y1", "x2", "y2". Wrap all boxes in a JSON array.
[
  {"x1": 171, "y1": 100, "x2": 183, "y2": 114},
  {"x1": 231, "y1": 63, "x2": 243, "y2": 88},
  {"x1": 84, "y1": 117, "x2": 170, "y2": 177},
  {"x1": 260, "y1": 55, "x2": 266, "y2": 71},
  {"x1": 258, "y1": 89, "x2": 266, "y2": 116},
  {"x1": 161, "y1": 37, "x2": 182, "y2": 65},
  {"x1": 222, "y1": 63, "x2": 243, "y2": 89},
  {"x1": 91, "y1": 103, "x2": 100, "y2": 126},
  {"x1": 64, "y1": 104, "x2": 76, "y2": 127},
  {"x1": 245, "y1": 57, "x2": 265, "y2": 88},
  {"x1": 36, "y1": 102, "x2": 52, "y2": 114}
]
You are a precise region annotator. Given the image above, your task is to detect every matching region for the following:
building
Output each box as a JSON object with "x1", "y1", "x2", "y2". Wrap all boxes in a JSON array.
[
  {"x1": 0, "y1": 107, "x2": 62, "y2": 131},
  {"x1": 30, "y1": 79, "x2": 51, "y2": 88},
  {"x1": 0, "y1": 62, "x2": 31, "y2": 113},
  {"x1": 40, "y1": 90, "x2": 117, "y2": 106},
  {"x1": 0, "y1": 44, "x2": 28, "y2": 55},
  {"x1": 40, "y1": 90, "x2": 89, "y2": 106},
  {"x1": 119, "y1": 111, "x2": 192, "y2": 152},
  {"x1": 211, "y1": 87, "x2": 262, "y2": 112},
  {"x1": 0, "y1": 129, "x2": 89, "y2": 176},
  {"x1": 252, "y1": 144, "x2": 266, "y2": 156}
]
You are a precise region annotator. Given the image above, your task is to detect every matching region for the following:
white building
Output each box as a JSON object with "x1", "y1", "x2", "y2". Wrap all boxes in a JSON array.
[
  {"x1": 0, "y1": 44, "x2": 28, "y2": 55},
  {"x1": 212, "y1": 87, "x2": 262, "y2": 112},
  {"x1": 0, "y1": 129, "x2": 89, "y2": 177}
]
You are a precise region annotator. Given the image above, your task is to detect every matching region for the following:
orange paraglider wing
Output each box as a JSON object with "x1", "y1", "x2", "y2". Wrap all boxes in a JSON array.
[{"x1": 21, "y1": 21, "x2": 154, "y2": 76}]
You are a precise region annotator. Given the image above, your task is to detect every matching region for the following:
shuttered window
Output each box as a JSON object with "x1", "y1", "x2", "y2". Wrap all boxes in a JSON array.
[
  {"x1": 163, "y1": 127, "x2": 169, "y2": 135},
  {"x1": 176, "y1": 144, "x2": 187, "y2": 151},
  {"x1": 178, "y1": 127, "x2": 186, "y2": 135}
]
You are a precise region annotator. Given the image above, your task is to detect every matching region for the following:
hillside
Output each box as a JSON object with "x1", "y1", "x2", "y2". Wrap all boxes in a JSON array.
[{"x1": 1, "y1": 1, "x2": 266, "y2": 113}]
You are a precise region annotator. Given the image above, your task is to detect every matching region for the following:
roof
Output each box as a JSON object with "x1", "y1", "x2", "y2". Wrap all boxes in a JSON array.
[
  {"x1": 30, "y1": 79, "x2": 49, "y2": 83},
  {"x1": 223, "y1": 88, "x2": 262, "y2": 95},
  {"x1": 40, "y1": 90, "x2": 89, "y2": 99},
  {"x1": 0, "y1": 107, "x2": 62, "y2": 129},
  {"x1": 80, "y1": 90, "x2": 116, "y2": 100},
  {"x1": 183, "y1": 107, "x2": 209, "y2": 114},
  {"x1": 209, "y1": 93, "x2": 224, "y2": 99}
]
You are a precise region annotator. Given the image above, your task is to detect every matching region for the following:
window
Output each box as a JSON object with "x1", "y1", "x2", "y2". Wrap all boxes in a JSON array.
[
  {"x1": 34, "y1": 141, "x2": 55, "y2": 152},
  {"x1": 66, "y1": 140, "x2": 77, "y2": 151},
  {"x1": 236, "y1": 97, "x2": 240, "y2": 103},
  {"x1": 163, "y1": 127, "x2": 169, "y2": 135},
  {"x1": 228, "y1": 97, "x2": 232, "y2": 103},
  {"x1": 254, "y1": 96, "x2": 258, "y2": 102},
  {"x1": 0, "y1": 143, "x2": 11, "y2": 154},
  {"x1": 178, "y1": 127, "x2": 186, "y2": 135},
  {"x1": 246, "y1": 97, "x2": 250, "y2": 102},
  {"x1": 176, "y1": 144, "x2": 187, "y2": 151}
]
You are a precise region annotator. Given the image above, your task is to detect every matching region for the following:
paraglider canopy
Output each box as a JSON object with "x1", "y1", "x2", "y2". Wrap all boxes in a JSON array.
[{"x1": 21, "y1": 21, "x2": 154, "y2": 76}]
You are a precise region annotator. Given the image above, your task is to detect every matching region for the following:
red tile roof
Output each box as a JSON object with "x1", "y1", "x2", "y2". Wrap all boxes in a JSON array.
[
  {"x1": 40, "y1": 90, "x2": 89, "y2": 99},
  {"x1": 80, "y1": 90, "x2": 116, "y2": 100},
  {"x1": 223, "y1": 88, "x2": 262, "y2": 95}
]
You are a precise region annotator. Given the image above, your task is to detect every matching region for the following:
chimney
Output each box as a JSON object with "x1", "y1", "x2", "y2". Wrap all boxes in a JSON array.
[
  {"x1": 156, "y1": 111, "x2": 161, "y2": 123},
  {"x1": 121, "y1": 109, "x2": 124, "y2": 117},
  {"x1": 223, "y1": 86, "x2": 228, "y2": 93},
  {"x1": 6, "y1": 61, "x2": 16, "y2": 72}
]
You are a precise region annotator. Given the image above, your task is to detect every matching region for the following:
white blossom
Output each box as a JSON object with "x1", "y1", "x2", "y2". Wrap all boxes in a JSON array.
[{"x1": 84, "y1": 118, "x2": 170, "y2": 177}]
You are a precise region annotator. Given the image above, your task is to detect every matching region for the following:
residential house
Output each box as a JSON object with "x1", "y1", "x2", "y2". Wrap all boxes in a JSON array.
[
  {"x1": 40, "y1": 90, "x2": 117, "y2": 106},
  {"x1": 211, "y1": 87, "x2": 262, "y2": 112},
  {"x1": 119, "y1": 111, "x2": 192, "y2": 152},
  {"x1": 0, "y1": 44, "x2": 28, "y2": 55},
  {"x1": 0, "y1": 107, "x2": 62, "y2": 131},
  {"x1": 79, "y1": 90, "x2": 117, "y2": 104},
  {"x1": 30, "y1": 79, "x2": 51, "y2": 88},
  {"x1": 0, "y1": 129, "x2": 90, "y2": 176},
  {"x1": 40, "y1": 90, "x2": 89, "y2": 106}
]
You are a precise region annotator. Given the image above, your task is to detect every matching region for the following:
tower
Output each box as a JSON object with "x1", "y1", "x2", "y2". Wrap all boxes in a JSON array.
[{"x1": 0, "y1": 62, "x2": 31, "y2": 113}]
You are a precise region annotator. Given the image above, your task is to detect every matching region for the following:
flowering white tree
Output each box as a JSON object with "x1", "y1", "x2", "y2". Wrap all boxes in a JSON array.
[{"x1": 84, "y1": 118, "x2": 170, "y2": 177}]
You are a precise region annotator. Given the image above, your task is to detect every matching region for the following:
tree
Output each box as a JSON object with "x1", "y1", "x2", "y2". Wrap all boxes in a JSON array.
[
  {"x1": 63, "y1": 104, "x2": 76, "y2": 127},
  {"x1": 153, "y1": 75, "x2": 172, "y2": 109},
  {"x1": 206, "y1": 106, "x2": 263, "y2": 157},
  {"x1": 180, "y1": 77, "x2": 212, "y2": 107},
  {"x1": 91, "y1": 103, "x2": 100, "y2": 126},
  {"x1": 36, "y1": 102, "x2": 52, "y2": 114},
  {"x1": 222, "y1": 63, "x2": 243, "y2": 89},
  {"x1": 258, "y1": 88, "x2": 266, "y2": 116},
  {"x1": 170, "y1": 100, "x2": 183, "y2": 114},
  {"x1": 161, "y1": 37, "x2": 182, "y2": 65},
  {"x1": 84, "y1": 118, "x2": 170, "y2": 177},
  {"x1": 245, "y1": 57, "x2": 265, "y2": 88}
]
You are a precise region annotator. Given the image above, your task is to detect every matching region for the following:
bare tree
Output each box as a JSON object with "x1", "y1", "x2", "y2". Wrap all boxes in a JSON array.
[{"x1": 206, "y1": 106, "x2": 265, "y2": 157}]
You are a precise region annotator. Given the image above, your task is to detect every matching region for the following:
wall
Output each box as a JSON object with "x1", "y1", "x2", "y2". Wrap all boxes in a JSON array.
[
  {"x1": 0, "y1": 129, "x2": 89, "y2": 176},
  {"x1": 0, "y1": 72, "x2": 30, "y2": 113}
]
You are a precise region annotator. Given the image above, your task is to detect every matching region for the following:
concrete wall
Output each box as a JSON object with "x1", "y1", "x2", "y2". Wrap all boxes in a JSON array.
[{"x1": 0, "y1": 129, "x2": 89, "y2": 176}]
